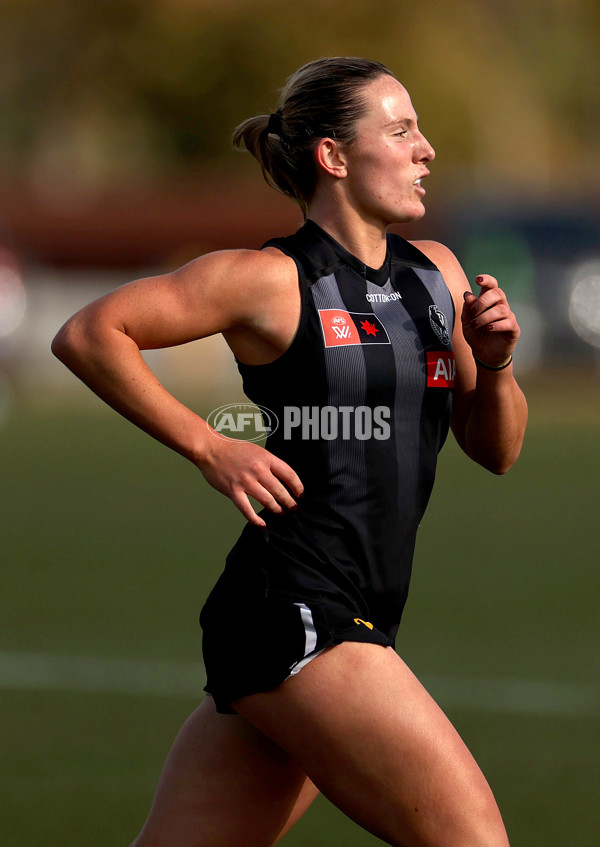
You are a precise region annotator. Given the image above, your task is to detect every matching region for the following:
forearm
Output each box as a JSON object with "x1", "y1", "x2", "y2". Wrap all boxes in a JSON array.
[
  {"x1": 52, "y1": 317, "x2": 210, "y2": 465},
  {"x1": 459, "y1": 363, "x2": 528, "y2": 474}
]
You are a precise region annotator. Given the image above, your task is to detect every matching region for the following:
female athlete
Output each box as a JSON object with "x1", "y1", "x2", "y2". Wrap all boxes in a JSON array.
[{"x1": 53, "y1": 57, "x2": 527, "y2": 847}]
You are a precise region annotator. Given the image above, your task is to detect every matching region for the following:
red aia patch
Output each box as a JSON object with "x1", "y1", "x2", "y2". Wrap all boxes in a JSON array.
[{"x1": 426, "y1": 351, "x2": 456, "y2": 387}]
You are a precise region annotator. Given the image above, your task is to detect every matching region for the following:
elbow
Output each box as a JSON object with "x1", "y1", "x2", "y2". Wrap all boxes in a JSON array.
[
  {"x1": 478, "y1": 447, "x2": 522, "y2": 476},
  {"x1": 486, "y1": 460, "x2": 514, "y2": 476},
  {"x1": 51, "y1": 315, "x2": 93, "y2": 370},
  {"x1": 460, "y1": 434, "x2": 523, "y2": 474},
  {"x1": 51, "y1": 319, "x2": 79, "y2": 364},
  {"x1": 51, "y1": 324, "x2": 70, "y2": 363},
  {"x1": 457, "y1": 420, "x2": 527, "y2": 476}
]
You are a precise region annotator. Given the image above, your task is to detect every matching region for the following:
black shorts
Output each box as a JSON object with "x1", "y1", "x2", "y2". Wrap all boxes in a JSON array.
[{"x1": 200, "y1": 538, "x2": 394, "y2": 714}]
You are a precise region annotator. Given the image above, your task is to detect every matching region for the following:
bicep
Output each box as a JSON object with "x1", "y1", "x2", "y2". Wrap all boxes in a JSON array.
[
  {"x1": 70, "y1": 251, "x2": 255, "y2": 351},
  {"x1": 412, "y1": 240, "x2": 477, "y2": 446}
]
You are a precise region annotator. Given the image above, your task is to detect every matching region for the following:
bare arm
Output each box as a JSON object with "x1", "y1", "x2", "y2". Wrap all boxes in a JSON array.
[
  {"x1": 415, "y1": 241, "x2": 528, "y2": 474},
  {"x1": 51, "y1": 249, "x2": 303, "y2": 525}
]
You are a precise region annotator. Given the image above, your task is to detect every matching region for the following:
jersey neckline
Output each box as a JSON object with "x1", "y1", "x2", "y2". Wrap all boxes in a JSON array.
[{"x1": 302, "y1": 219, "x2": 391, "y2": 287}]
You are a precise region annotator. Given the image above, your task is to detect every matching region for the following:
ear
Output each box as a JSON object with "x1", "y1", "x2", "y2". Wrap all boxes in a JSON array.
[{"x1": 314, "y1": 137, "x2": 348, "y2": 179}]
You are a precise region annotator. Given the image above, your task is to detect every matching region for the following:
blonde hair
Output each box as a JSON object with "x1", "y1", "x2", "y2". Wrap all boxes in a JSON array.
[{"x1": 233, "y1": 57, "x2": 393, "y2": 217}]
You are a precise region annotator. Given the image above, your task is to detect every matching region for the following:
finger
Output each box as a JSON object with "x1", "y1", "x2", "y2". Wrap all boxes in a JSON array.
[
  {"x1": 474, "y1": 274, "x2": 499, "y2": 291},
  {"x1": 461, "y1": 292, "x2": 478, "y2": 327},
  {"x1": 244, "y1": 478, "x2": 287, "y2": 515},
  {"x1": 262, "y1": 477, "x2": 299, "y2": 511},
  {"x1": 269, "y1": 457, "x2": 304, "y2": 498},
  {"x1": 230, "y1": 490, "x2": 267, "y2": 528},
  {"x1": 469, "y1": 303, "x2": 511, "y2": 329},
  {"x1": 245, "y1": 459, "x2": 300, "y2": 511},
  {"x1": 472, "y1": 286, "x2": 505, "y2": 309},
  {"x1": 464, "y1": 290, "x2": 507, "y2": 322},
  {"x1": 480, "y1": 317, "x2": 520, "y2": 335}
]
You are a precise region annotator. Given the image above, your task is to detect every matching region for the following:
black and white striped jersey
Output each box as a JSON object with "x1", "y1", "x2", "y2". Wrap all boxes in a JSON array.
[{"x1": 226, "y1": 219, "x2": 456, "y2": 643}]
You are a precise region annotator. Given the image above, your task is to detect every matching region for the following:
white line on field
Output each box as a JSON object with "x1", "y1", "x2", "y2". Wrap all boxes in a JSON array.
[
  {"x1": 0, "y1": 652, "x2": 203, "y2": 698},
  {"x1": 0, "y1": 651, "x2": 598, "y2": 718}
]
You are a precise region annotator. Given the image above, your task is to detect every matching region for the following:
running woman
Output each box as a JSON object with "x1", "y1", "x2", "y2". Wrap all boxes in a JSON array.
[{"x1": 53, "y1": 57, "x2": 527, "y2": 847}]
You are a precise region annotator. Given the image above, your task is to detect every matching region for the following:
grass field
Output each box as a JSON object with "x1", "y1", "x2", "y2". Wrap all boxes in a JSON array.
[{"x1": 1, "y1": 371, "x2": 599, "y2": 846}]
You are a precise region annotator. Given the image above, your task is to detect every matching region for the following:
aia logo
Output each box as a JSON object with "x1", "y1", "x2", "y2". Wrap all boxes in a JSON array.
[
  {"x1": 426, "y1": 352, "x2": 456, "y2": 387},
  {"x1": 318, "y1": 309, "x2": 390, "y2": 347}
]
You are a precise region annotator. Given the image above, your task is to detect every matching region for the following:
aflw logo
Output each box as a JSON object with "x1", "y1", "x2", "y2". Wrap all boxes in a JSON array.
[
  {"x1": 318, "y1": 309, "x2": 391, "y2": 347},
  {"x1": 331, "y1": 323, "x2": 352, "y2": 340}
]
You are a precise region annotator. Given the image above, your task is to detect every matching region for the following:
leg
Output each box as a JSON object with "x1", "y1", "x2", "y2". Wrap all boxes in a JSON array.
[
  {"x1": 131, "y1": 697, "x2": 319, "y2": 847},
  {"x1": 234, "y1": 642, "x2": 510, "y2": 847}
]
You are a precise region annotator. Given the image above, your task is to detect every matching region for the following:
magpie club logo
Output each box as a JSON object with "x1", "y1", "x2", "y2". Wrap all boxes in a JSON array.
[{"x1": 429, "y1": 305, "x2": 451, "y2": 346}]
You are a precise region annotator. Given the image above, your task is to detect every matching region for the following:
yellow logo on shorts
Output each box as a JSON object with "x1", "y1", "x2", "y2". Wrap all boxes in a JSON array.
[{"x1": 354, "y1": 617, "x2": 374, "y2": 630}]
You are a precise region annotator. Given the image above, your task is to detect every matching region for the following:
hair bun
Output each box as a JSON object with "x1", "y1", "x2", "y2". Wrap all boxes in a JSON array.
[{"x1": 267, "y1": 110, "x2": 283, "y2": 136}]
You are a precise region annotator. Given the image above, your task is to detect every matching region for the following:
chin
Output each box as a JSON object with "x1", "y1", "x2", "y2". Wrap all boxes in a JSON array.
[{"x1": 389, "y1": 203, "x2": 426, "y2": 226}]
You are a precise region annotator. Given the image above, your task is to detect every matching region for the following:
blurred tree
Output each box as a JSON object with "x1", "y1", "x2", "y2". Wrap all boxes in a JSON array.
[{"x1": 0, "y1": 0, "x2": 598, "y2": 197}]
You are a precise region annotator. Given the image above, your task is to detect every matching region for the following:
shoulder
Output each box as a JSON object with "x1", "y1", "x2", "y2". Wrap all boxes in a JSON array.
[
  {"x1": 176, "y1": 245, "x2": 296, "y2": 290},
  {"x1": 408, "y1": 240, "x2": 472, "y2": 301},
  {"x1": 172, "y1": 245, "x2": 298, "y2": 324},
  {"x1": 409, "y1": 240, "x2": 462, "y2": 275}
]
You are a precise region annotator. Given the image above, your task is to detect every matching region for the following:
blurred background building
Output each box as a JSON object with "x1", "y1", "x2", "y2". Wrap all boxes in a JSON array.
[{"x1": 0, "y1": 0, "x2": 599, "y2": 414}]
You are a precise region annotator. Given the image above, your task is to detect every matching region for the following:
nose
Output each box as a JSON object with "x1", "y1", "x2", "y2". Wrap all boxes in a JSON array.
[{"x1": 413, "y1": 132, "x2": 435, "y2": 164}]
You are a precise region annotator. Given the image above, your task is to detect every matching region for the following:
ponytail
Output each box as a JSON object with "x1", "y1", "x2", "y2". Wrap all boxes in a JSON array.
[
  {"x1": 233, "y1": 113, "x2": 312, "y2": 216},
  {"x1": 233, "y1": 57, "x2": 393, "y2": 217}
]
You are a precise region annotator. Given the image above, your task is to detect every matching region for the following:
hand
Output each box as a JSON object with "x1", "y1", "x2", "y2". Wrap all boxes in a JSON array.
[
  {"x1": 197, "y1": 436, "x2": 303, "y2": 527},
  {"x1": 461, "y1": 274, "x2": 520, "y2": 368}
]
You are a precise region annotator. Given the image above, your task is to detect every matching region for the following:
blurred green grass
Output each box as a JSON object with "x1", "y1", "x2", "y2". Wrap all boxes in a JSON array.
[{"x1": 1, "y1": 373, "x2": 599, "y2": 846}]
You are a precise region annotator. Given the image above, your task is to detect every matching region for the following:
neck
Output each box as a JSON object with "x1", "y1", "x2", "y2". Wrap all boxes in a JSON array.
[{"x1": 307, "y1": 202, "x2": 388, "y2": 270}]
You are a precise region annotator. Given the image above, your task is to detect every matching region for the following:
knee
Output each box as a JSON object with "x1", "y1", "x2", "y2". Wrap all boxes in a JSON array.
[
  {"x1": 128, "y1": 834, "x2": 164, "y2": 847},
  {"x1": 128, "y1": 822, "x2": 183, "y2": 847},
  {"x1": 391, "y1": 784, "x2": 510, "y2": 847},
  {"x1": 447, "y1": 792, "x2": 510, "y2": 847}
]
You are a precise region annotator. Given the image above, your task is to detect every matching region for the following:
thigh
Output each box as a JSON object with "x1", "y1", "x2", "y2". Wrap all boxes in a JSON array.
[
  {"x1": 131, "y1": 697, "x2": 318, "y2": 847},
  {"x1": 234, "y1": 643, "x2": 510, "y2": 847}
]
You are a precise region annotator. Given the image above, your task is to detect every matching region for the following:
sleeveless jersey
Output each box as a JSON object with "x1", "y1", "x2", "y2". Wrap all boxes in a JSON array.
[{"x1": 221, "y1": 220, "x2": 456, "y2": 643}]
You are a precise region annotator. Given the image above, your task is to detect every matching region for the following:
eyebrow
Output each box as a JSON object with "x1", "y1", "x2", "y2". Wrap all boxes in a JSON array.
[{"x1": 384, "y1": 116, "x2": 419, "y2": 128}]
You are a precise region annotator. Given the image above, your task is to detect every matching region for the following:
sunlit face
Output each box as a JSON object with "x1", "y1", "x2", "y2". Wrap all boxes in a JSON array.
[{"x1": 342, "y1": 75, "x2": 435, "y2": 226}]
